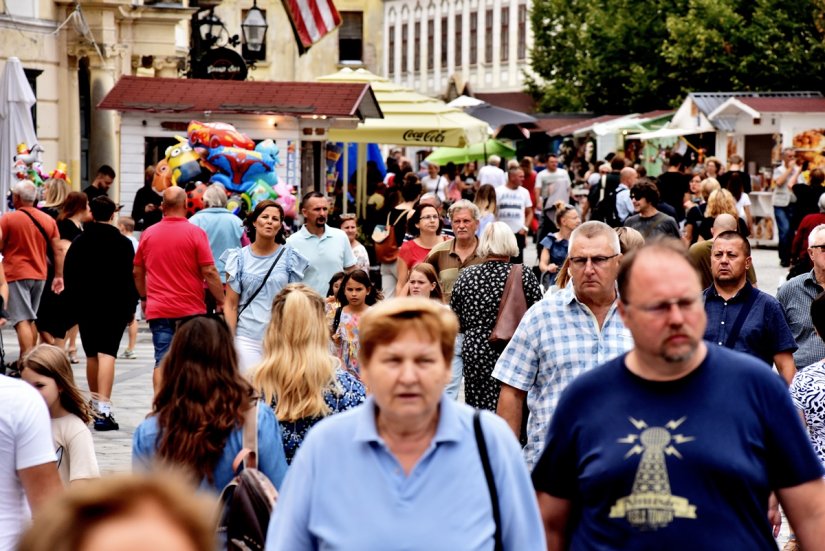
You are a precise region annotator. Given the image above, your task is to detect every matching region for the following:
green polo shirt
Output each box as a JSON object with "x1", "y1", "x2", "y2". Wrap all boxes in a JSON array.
[{"x1": 424, "y1": 237, "x2": 482, "y2": 302}]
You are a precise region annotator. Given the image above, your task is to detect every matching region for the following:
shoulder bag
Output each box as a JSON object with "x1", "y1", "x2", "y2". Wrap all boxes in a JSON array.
[
  {"x1": 374, "y1": 208, "x2": 412, "y2": 264},
  {"x1": 489, "y1": 264, "x2": 527, "y2": 345},
  {"x1": 474, "y1": 410, "x2": 503, "y2": 551},
  {"x1": 217, "y1": 402, "x2": 279, "y2": 550},
  {"x1": 237, "y1": 247, "x2": 285, "y2": 319},
  {"x1": 19, "y1": 208, "x2": 54, "y2": 268}
]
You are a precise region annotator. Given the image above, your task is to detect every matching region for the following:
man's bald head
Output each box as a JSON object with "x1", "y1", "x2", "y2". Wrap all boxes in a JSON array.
[
  {"x1": 162, "y1": 186, "x2": 187, "y2": 216},
  {"x1": 711, "y1": 213, "x2": 738, "y2": 237},
  {"x1": 620, "y1": 167, "x2": 638, "y2": 187}
]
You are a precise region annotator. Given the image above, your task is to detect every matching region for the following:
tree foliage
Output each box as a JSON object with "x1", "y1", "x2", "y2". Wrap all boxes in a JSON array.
[{"x1": 527, "y1": 0, "x2": 825, "y2": 113}]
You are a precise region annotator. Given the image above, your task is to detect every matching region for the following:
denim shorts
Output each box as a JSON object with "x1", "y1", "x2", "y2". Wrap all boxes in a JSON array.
[{"x1": 149, "y1": 318, "x2": 178, "y2": 368}]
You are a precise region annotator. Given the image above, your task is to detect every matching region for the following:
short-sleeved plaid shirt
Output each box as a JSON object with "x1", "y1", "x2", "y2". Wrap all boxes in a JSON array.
[{"x1": 492, "y1": 286, "x2": 633, "y2": 469}]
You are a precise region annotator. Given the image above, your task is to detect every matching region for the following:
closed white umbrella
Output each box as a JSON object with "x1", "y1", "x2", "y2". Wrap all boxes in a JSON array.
[{"x1": 0, "y1": 57, "x2": 37, "y2": 212}]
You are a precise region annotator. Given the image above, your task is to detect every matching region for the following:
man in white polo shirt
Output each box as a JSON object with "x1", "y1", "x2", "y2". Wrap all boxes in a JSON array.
[
  {"x1": 478, "y1": 155, "x2": 507, "y2": 188},
  {"x1": 496, "y1": 167, "x2": 534, "y2": 263},
  {"x1": 0, "y1": 376, "x2": 62, "y2": 551},
  {"x1": 287, "y1": 192, "x2": 357, "y2": 295}
]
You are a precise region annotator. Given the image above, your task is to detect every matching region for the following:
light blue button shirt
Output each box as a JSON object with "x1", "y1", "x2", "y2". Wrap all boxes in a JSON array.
[
  {"x1": 265, "y1": 396, "x2": 545, "y2": 551},
  {"x1": 189, "y1": 207, "x2": 244, "y2": 282},
  {"x1": 286, "y1": 225, "x2": 357, "y2": 296}
]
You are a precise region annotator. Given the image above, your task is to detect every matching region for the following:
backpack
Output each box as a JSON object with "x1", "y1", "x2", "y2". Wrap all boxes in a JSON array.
[
  {"x1": 373, "y1": 208, "x2": 412, "y2": 263},
  {"x1": 217, "y1": 402, "x2": 279, "y2": 551},
  {"x1": 591, "y1": 174, "x2": 622, "y2": 228}
]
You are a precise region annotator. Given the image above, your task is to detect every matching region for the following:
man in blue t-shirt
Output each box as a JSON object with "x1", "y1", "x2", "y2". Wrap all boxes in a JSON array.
[
  {"x1": 533, "y1": 240, "x2": 825, "y2": 550},
  {"x1": 703, "y1": 230, "x2": 797, "y2": 385}
]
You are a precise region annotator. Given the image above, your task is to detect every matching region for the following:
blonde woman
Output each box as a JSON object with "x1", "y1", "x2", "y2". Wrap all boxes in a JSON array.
[
  {"x1": 473, "y1": 183, "x2": 497, "y2": 236},
  {"x1": 251, "y1": 284, "x2": 366, "y2": 464},
  {"x1": 39, "y1": 178, "x2": 71, "y2": 219},
  {"x1": 698, "y1": 188, "x2": 748, "y2": 241},
  {"x1": 684, "y1": 177, "x2": 720, "y2": 245}
]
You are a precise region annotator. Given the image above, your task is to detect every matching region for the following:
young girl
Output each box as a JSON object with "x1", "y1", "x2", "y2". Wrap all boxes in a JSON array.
[
  {"x1": 407, "y1": 263, "x2": 444, "y2": 302},
  {"x1": 20, "y1": 344, "x2": 100, "y2": 486},
  {"x1": 333, "y1": 270, "x2": 380, "y2": 377},
  {"x1": 325, "y1": 271, "x2": 345, "y2": 328}
]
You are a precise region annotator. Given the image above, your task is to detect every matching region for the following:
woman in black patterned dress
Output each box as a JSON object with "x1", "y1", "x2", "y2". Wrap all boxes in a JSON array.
[{"x1": 450, "y1": 222, "x2": 542, "y2": 411}]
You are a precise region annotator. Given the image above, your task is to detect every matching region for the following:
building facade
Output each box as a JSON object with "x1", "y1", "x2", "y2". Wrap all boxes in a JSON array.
[
  {"x1": 383, "y1": 0, "x2": 533, "y2": 98},
  {"x1": 0, "y1": 0, "x2": 382, "y2": 202}
]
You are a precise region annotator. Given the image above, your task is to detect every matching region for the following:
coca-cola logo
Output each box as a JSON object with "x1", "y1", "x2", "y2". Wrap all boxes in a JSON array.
[{"x1": 402, "y1": 129, "x2": 447, "y2": 144}]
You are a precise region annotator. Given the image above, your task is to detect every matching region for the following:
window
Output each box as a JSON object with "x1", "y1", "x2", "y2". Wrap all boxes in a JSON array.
[
  {"x1": 339, "y1": 12, "x2": 363, "y2": 63},
  {"x1": 414, "y1": 21, "x2": 421, "y2": 71},
  {"x1": 470, "y1": 13, "x2": 478, "y2": 64},
  {"x1": 441, "y1": 16, "x2": 448, "y2": 66},
  {"x1": 389, "y1": 26, "x2": 396, "y2": 74},
  {"x1": 501, "y1": 8, "x2": 509, "y2": 62},
  {"x1": 402, "y1": 23, "x2": 408, "y2": 72},
  {"x1": 427, "y1": 20, "x2": 434, "y2": 70},
  {"x1": 517, "y1": 4, "x2": 527, "y2": 60},
  {"x1": 455, "y1": 13, "x2": 462, "y2": 66},
  {"x1": 485, "y1": 9, "x2": 493, "y2": 63},
  {"x1": 23, "y1": 68, "x2": 41, "y2": 130}
]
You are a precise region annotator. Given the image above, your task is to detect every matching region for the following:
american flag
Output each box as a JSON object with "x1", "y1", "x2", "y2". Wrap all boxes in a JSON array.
[{"x1": 281, "y1": 0, "x2": 342, "y2": 54}]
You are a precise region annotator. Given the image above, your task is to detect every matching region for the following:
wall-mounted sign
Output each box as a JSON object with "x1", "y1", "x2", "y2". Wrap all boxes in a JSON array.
[{"x1": 193, "y1": 48, "x2": 248, "y2": 81}]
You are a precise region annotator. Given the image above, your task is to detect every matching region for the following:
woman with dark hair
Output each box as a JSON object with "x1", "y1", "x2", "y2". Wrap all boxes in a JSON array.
[
  {"x1": 395, "y1": 203, "x2": 448, "y2": 296},
  {"x1": 379, "y1": 175, "x2": 421, "y2": 298},
  {"x1": 132, "y1": 316, "x2": 288, "y2": 491},
  {"x1": 222, "y1": 200, "x2": 309, "y2": 373},
  {"x1": 37, "y1": 191, "x2": 91, "y2": 361},
  {"x1": 333, "y1": 269, "x2": 381, "y2": 377}
]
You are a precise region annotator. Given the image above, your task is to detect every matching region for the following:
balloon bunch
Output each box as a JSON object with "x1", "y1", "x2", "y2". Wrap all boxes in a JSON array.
[
  {"x1": 150, "y1": 121, "x2": 296, "y2": 218},
  {"x1": 12, "y1": 143, "x2": 49, "y2": 186}
]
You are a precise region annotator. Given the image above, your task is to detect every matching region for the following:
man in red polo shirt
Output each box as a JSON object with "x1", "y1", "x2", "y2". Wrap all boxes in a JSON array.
[{"x1": 133, "y1": 187, "x2": 224, "y2": 393}]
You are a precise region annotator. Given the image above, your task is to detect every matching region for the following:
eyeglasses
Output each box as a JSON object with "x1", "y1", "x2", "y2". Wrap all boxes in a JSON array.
[
  {"x1": 624, "y1": 295, "x2": 703, "y2": 317},
  {"x1": 569, "y1": 254, "x2": 619, "y2": 268},
  {"x1": 420, "y1": 215, "x2": 440, "y2": 221}
]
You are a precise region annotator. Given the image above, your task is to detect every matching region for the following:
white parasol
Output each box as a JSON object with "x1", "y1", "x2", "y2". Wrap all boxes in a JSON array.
[{"x1": 0, "y1": 57, "x2": 38, "y2": 213}]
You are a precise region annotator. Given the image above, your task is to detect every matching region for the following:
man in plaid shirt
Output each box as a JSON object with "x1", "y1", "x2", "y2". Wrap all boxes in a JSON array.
[{"x1": 493, "y1": 221, "x2": 633, "y2": 469}]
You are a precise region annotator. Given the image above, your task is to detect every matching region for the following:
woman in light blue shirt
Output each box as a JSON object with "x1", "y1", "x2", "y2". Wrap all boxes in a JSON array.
[
  {"x1": 265, "y1": 298, "x2": 544, "y2": 551},
  {"x1": 132, "y1": 316, "x2": 288, "y2": 492},
  {"x1": 222, "y1": 200, "x2": 308, "y2": 373}
]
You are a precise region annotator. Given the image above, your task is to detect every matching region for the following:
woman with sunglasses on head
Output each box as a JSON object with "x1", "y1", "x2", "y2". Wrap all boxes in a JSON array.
[
  {"x1": 132, "y1": 316, "x2": 288, "y2": 492},
  {"x1": 221, "y1": 200, "x2": 309, "y2": 374},
  {"x1": 538, "y1": 201, "x2": 581, "y2": 289},
  {"x1": 395, "y1": 203, "x2": 449, "y2": 296}
]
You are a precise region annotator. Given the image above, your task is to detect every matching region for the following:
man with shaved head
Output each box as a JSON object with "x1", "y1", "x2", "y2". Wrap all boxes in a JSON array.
[
  {"x1": 134, "y1": 186, "x2": 224, "y2": 394},
  {"x1": 534, "y1": 240, "x2": 825, "y2": 549},
  {"x1": 615, "y1": 166, "x2": 638, "y2": 224},
  {"x1": 688, "y1": 214, "x2": 757, "y2": 289}
]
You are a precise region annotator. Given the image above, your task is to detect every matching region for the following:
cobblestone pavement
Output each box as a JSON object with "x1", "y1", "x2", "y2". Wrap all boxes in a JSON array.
[{"x1": 0, "y1": 246, "x2": 795, "y2": 544}]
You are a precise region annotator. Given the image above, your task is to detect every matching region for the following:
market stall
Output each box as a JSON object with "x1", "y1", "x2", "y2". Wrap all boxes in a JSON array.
[{"x1": 98, "y1": 76, "x2": 382, "y2": 218}]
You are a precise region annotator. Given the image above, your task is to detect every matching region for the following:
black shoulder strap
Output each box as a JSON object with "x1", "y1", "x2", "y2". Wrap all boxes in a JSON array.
[
  {"x1": 474, "y1": 410, "x2": 503, "y2": 551},
  {"x1": 332, "y1": 305, "x2": 344, "y2": 333},
  {"x1": 238, "y1": 247, "x2": 286, "y2": 318},
  {"x1": 19, "y1": 208, "x2": 51, "y2": 246},
  {"x1": 725, "y1": 286, "x2": 759, "y2": 349}
]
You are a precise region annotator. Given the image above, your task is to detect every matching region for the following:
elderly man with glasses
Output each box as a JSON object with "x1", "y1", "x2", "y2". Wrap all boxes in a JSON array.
[{"x1": 493, "y1": 221, "x2": 633, "y2": 468}]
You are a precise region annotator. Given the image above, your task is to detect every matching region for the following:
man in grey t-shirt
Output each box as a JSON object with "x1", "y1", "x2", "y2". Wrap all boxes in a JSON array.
[{"x1": 623, "y1": 180, "x2": 680, "y2": 241}]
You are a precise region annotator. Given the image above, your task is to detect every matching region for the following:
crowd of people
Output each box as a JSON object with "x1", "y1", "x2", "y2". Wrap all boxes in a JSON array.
[{"x1": 3, "y1": 147, "x2": 825, "y2": 551}]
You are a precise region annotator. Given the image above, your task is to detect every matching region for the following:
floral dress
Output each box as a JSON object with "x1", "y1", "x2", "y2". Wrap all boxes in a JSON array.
[
  {"x1": 450, "y1": 261, "x2": 542, "y2": 411},
  {"x1": 335, "y1": 309, "x2": 368, "y2": 377},
  {"x1": 274, "y1": 368, "x2": 366, "y2": 464}
]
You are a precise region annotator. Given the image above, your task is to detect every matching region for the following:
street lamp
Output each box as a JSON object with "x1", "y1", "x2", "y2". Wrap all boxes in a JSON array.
[{"x1": 241, "y1": 1, "x2": 268, "y2": 52}]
